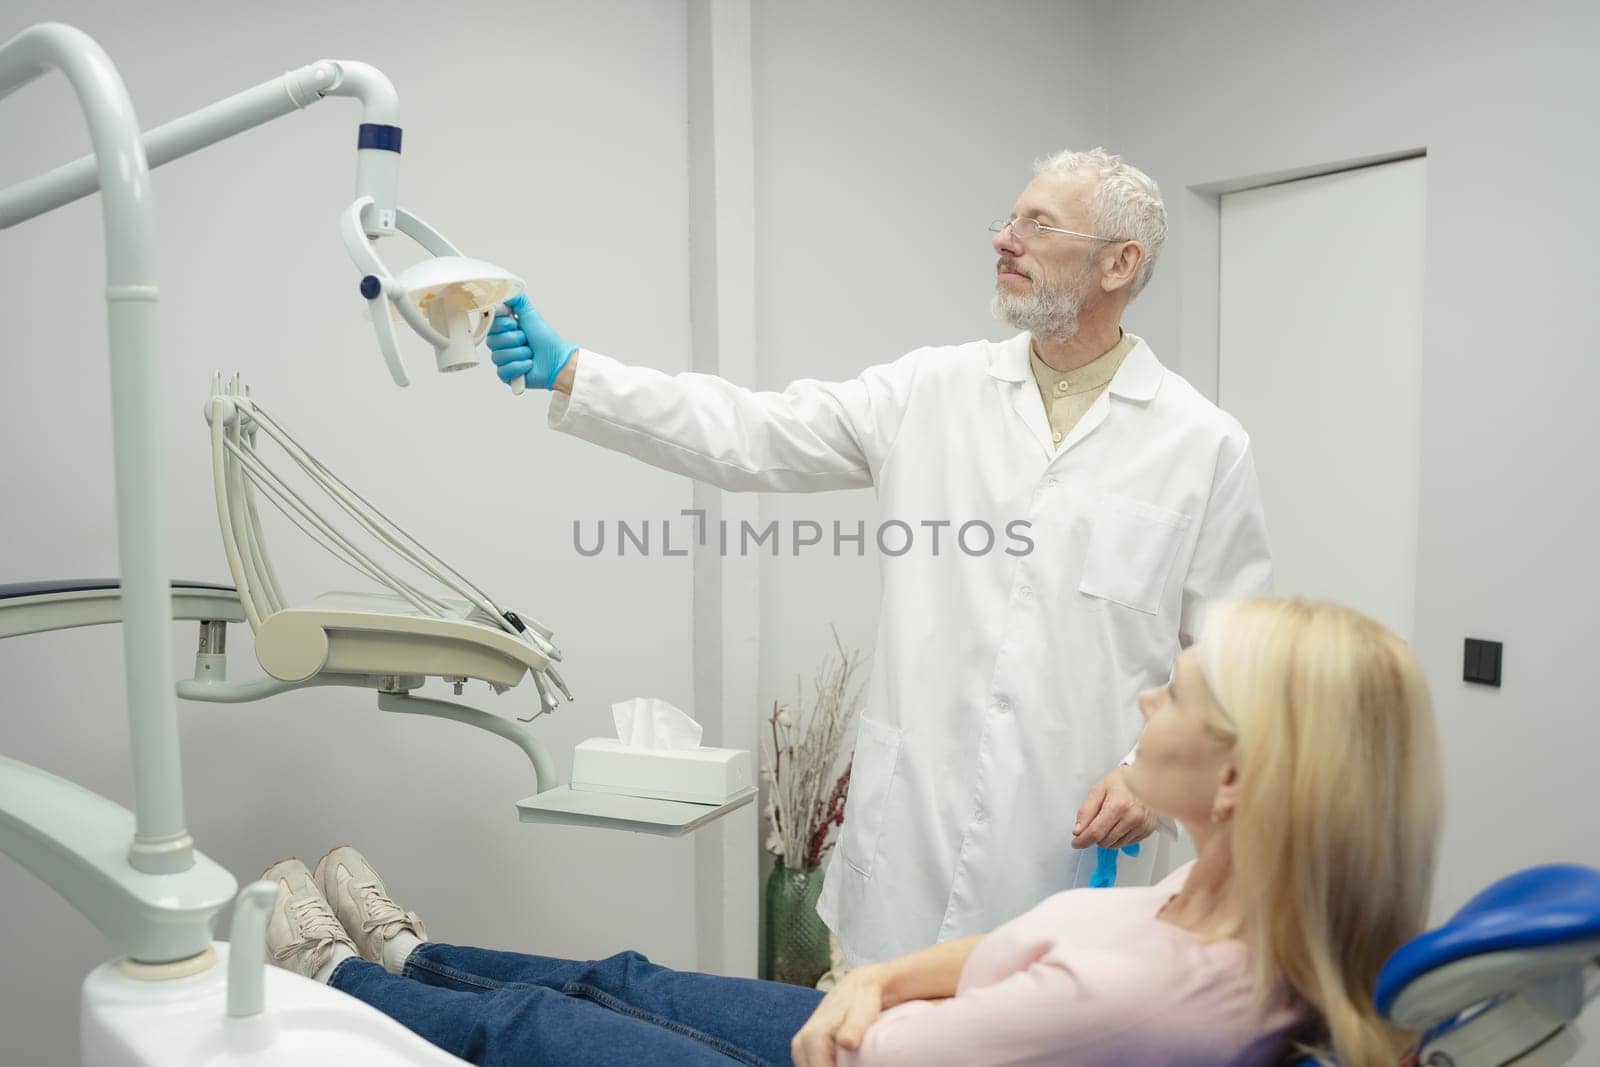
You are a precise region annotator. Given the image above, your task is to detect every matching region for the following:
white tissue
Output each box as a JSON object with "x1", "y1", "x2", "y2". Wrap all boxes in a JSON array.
[{"x1": 612, "y1": 697, "x2": 702, "y2": 750}]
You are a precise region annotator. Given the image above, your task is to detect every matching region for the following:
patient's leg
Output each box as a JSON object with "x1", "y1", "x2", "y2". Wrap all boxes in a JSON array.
[
  {"x1": 401, "y1": 944, "x2": 823, "y2": 1067},
  {"x1": 313, "y1": 846, "x2": 822, "y2": 1064},
  {"x1": 330, "y1": 958, "x2": 757, "y2": 1067},
  {"x1": 307, "y1": 851, "x2": 819, "y2": 1067}
]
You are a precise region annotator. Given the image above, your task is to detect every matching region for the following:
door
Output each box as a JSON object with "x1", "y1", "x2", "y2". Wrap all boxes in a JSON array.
[{"x1": 1218, "y1": 158, "x2": 1427, "y2": 639}]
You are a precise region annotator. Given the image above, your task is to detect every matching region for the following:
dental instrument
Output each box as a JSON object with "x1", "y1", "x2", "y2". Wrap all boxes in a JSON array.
[{"x1": 1087, "y1": 842, "x2": 1141, "y2": 889}]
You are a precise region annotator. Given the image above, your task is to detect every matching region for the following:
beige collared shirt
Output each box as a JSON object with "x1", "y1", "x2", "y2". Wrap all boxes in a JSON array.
[{"x1": 1029, "y1": 331, "x2": 1138, "y2": 447}]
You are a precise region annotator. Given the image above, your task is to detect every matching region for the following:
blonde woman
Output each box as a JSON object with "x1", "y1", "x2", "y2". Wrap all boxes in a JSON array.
[
  {"x1": 799, "y1": 597, "x2": 1441, "y2": 1065},
  {"x1": 263, "y1": 598, "x2": 1439, "y2": 1066}
]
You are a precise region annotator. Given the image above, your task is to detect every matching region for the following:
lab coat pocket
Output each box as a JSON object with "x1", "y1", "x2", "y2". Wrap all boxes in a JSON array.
[
  {"x1": 1079, "y1": 494, "x2": 1192, "y2": 615},
  {"x1": 840, "y1": 717, "x2": 902, "y2": 878}
]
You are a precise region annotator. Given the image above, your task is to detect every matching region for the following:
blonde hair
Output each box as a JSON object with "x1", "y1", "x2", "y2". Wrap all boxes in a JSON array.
[{"x1": 1195, "y1": 598, "x2": 1443, "y2": 1066}]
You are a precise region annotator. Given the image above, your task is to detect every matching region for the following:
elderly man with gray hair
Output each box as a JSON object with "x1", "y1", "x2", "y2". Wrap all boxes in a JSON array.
[{"x1": 488, "y1": 147, "x2": 1273, "y2": 965}]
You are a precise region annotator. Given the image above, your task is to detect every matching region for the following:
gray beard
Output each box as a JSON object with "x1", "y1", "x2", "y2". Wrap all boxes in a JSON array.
[{"x1": 990, "y1": 275, "x2": 1087, "y2": 340}]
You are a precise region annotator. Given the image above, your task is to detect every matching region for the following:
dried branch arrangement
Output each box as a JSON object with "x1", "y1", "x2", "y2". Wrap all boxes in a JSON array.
[{"x1": 762, "y1": 629, "x2": 868, "y2": 869}]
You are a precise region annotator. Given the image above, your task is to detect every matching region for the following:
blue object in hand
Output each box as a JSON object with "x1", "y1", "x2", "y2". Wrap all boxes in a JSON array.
[
  {"x1": 486, "y1": 293, "x2": 578, "y2": 391},
  {"x1": 1089, "y1": 842, "x2": 1141, "y2": 888}
]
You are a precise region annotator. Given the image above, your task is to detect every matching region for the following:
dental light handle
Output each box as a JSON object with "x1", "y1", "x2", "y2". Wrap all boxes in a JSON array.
[{"x1": 495, "y1": 302, "x2": 527, "y2": 395}]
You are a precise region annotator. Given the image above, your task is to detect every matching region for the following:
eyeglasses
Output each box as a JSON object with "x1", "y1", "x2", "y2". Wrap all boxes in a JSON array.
[{"x1": 989, "y1": 218, "x2": 1126, "y2": 243}]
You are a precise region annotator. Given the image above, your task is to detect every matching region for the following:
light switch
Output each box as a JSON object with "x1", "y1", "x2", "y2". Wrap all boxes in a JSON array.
[{"x1": 1463, "y1": 638, "x2": 1502, "y2": 687}]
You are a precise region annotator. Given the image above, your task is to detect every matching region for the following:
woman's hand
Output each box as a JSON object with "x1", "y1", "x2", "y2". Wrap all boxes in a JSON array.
[
  {"x1": 791, "y1": 935, "x2": 981, "y2": 1065},
  {"x1": 791, "y1": 964, "x2": 888, "y2": 1067}
]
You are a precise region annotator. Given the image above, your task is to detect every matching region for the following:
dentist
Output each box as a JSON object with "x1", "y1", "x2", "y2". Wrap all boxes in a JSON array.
[{"x1": 488, "y1": 148, "x2": 1272, "y2": 966}]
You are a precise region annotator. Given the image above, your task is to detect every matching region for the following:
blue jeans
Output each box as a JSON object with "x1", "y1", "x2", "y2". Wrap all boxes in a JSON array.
[{"x1": 330, "y1": 942, "x2": 826, "y2": 1067}]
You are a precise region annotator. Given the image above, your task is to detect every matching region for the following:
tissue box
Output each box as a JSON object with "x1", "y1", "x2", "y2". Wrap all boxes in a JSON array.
[{"x1": 570, "y1": 738, "x2": 752, "y2": 805}]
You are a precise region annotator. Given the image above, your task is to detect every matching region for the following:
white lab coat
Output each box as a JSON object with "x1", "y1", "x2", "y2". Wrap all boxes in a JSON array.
[{"x1": 547, "y1": 332, "x2": 1272, "y2": 965}]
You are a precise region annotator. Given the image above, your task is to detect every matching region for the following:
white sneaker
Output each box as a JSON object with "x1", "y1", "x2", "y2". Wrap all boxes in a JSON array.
[
  {"x1": 261, "y1": 857, "x2": 358, "y2": 979},
  {"x1": 314, "y1": 845, "x2": 428, "y2": 965}
]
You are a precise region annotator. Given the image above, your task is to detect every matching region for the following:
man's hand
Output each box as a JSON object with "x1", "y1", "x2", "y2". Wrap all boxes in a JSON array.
[
  {"x1": 792, "y1": 964, "x2": 888, "y2": 1067},
  {"x1": 1072, "y1": 764, "x2": 1158, "y2": 850},
  {"x1": 486, "y1": 293, "x2": 579, "y2": 391}
]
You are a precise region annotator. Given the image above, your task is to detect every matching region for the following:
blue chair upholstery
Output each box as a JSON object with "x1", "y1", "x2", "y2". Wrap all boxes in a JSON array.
[
  {"x1": 1377, "y1": 864, "x2": 1600, "y2": 1015},
  {"x1": 1292, "y1": 866, "x2": 1600, "y2": 1066}
]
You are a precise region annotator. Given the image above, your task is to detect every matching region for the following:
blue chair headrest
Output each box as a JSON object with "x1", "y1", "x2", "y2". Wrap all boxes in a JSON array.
[{"x1": 1376, "y1": 864, "x2": 1600, "y2": 1015}]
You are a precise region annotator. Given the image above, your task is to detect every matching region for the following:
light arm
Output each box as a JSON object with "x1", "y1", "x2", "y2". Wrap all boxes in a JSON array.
[
  {"x1": 0, "y1": 36, "x2": 516, "y2": 388},
  {"x1": 0, "y1": 58, "x2": 401, "y2": 236}
]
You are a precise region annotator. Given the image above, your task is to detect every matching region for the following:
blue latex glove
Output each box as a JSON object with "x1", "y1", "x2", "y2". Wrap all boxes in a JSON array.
[
  {"x1": 1088, "y1": 841, "x2": 1141, "y2": 888},
  {"x1": 485, "y1": 293, "x2": 578, "y2": 390}
]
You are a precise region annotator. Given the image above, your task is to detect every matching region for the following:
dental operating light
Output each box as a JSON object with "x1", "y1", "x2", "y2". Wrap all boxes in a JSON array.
[
  {"x1": 395, "y1": 258, "x2": 523, "y2": 373},
  {"x1": 341, "y1": 201, "x2": 525, "y2": 384},
  {"x1": 0, "y1": 52, "x2": 522, "y2": 388}
]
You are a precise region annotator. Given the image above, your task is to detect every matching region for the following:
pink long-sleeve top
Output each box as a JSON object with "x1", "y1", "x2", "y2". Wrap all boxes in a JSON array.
[{"x1": 842, "y1": 863, "x2": 1305, "y2": 1066}]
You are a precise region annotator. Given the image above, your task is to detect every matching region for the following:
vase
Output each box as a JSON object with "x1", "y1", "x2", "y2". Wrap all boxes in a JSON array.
[{"x1": 761, "y1": 862, "x2": 831, "y2": 987}]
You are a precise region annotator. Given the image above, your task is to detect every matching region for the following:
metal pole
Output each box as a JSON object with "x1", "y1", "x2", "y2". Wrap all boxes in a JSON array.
[
  {"x1": 0, "y1": 21, "x2": 189, "y2": 873},
  {"x1": 0, "y1": 57, "x2": 402, "y2": 230}
]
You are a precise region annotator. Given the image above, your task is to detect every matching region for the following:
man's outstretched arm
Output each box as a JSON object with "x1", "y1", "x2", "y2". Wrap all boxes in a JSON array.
[{"x1": 489, "y1": 294, "x2": 925, "y2": 493}]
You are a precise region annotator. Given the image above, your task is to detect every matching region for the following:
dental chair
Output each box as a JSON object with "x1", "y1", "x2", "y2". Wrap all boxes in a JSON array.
[
  {"x1": 0, "y1": 21, "x2": 744, "y2": 1065},
  {"x1": 1287, "y1": 864, "x2": 1600, "y2": 1066},
  {"x1": 1377, "y1": 864, "x2": 1600, "y2": 1066}
]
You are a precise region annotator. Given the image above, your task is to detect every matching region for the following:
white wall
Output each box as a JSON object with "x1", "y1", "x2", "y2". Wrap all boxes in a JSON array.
[
  {"x1": 1095, "y1": 0, "x2": 1600, "y2": 915},
  {"x1": 749, "y1": 0, "x2": 1106, "y2": 773},
  {"x1": 0, "y1": 1, "x2": 696, "y2": 1060}
]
